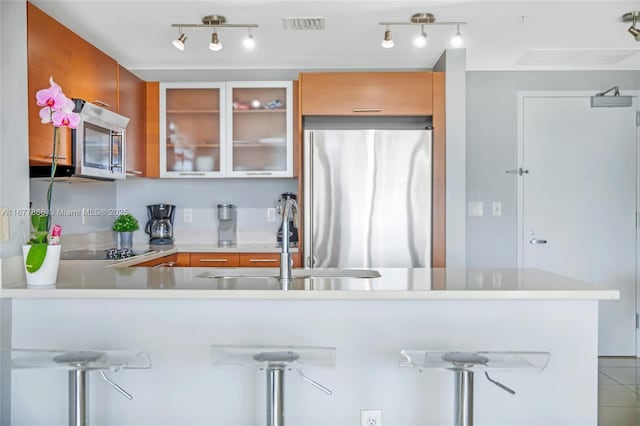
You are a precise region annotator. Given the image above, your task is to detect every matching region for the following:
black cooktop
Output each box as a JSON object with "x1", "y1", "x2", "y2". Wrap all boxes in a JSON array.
[{"x1": 60, "y1": 248, "x2": 153, "y2": 261}]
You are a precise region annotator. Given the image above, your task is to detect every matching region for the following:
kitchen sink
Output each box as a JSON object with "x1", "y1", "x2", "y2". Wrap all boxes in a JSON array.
[{"x1": 196, "y1": 268, "x2": 381, "y2": 280}]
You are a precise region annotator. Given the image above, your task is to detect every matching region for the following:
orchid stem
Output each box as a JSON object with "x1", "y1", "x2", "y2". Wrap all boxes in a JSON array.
[{"x1": 46, "y1": 124, "x2": 58, "y2": 233}]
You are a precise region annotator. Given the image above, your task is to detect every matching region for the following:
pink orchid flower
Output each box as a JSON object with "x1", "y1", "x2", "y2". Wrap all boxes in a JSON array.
[
  {"x1": 37, "y1": 79, "x2": 80, "y2": 128},
  {"x1": 35, "y1": 77, "x2": 67, "y2": 111},
  {"x1": 52, "y1": 109, "x2": 81, "y2": 129}
]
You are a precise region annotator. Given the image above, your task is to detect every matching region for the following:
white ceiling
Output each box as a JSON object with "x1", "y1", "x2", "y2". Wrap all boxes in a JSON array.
[{"x1": 31, "y1": 0, "x2": 640, "y2": 71}]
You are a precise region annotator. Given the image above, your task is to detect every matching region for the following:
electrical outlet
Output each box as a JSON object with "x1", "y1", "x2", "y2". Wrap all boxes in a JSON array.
[
  {"x1": 267, "y1": 208, "x2": 276, "y2": 222},
  {"x1": 0, "y1": 209, "x2": 9, "y2": 242},
  {"x1": 184, "y1": 208, "x2": 193, "y2": 223},
  {"x1": 360, "y1": 409, "x2": 382, "y2": 426},
  {"x1": 492, "y1": 201, "x2": 502, "y2": 217},
  {"x1": 468, "y1": 201, "x2": 483, "y2": 217}
]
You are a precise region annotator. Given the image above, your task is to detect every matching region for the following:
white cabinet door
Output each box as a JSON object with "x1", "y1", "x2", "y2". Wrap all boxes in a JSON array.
[
  {"x1": 159, "y1": 82, "x2": 226, "y2": 178},
  {"x1": 225, "y1": 81, "x2": 293, "y2": 177},
  {"x1": 518, "y1": 93, "x2": 638, "y2": 356}
]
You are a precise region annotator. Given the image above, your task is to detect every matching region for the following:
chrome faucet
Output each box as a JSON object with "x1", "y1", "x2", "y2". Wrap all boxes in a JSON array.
[{"x1": 278, "y1": 197, "x2": 299, "y2": 288}]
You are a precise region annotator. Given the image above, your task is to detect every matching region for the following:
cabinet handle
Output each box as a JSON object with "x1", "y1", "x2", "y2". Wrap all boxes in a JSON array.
[
  {"x1": 93, "y1": 100, "x2": 111, "y2": 108},
  {"x1": 352, "y1": 108, "x2": 382, "y2": 113},
  {"x1": 153, "y1": 261, "x2": 176, "y2": 267},
  {"x1": 43, "y1": 154, "x2": 67, "y2": 160},
  {"x1": 248, "y1": 258, "x2": 278, "y2": 263},
  {"x1": 246, "y1": 172, "x2": 273, "y2": 176},
  {"x1": 199, "y1": 258, "x2": 229, "y2": 262},
  {"x1": 178, "y1": 172, "x2": 206, "y2": 176},
  {"x1": 126, "y1": 170, "x2": 143, "y2": 175}
]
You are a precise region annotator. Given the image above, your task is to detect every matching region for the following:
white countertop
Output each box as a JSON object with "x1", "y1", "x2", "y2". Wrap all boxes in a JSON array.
[{"x1": 0, "y1": 263, "x2": 620, "y2": 300}]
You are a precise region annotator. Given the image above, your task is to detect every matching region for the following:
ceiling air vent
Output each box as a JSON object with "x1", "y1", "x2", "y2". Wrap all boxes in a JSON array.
[
  {"x1": 517, "y1": 49, "x2": 640, "y2": 66},
  {"x1": 283, "y1": 17, "x2": 325, "y2": 31}
]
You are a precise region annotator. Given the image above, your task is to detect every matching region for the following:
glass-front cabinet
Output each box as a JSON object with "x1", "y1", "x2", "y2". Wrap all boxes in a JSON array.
[
  {"x1": 159, "y1": 81, "x2": 293, "y2": 178},
  {"x1": 226, "y1": 81, "x2": 293, "y2": 177},
  {"x1": 160, "y1": 82, "x2": 225, "y2": 177}
]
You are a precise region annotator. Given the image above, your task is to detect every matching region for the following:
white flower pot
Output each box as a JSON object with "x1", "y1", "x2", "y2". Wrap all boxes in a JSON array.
[{"x1": 22, "y1": 244, "x2": 62, "y2": 287}]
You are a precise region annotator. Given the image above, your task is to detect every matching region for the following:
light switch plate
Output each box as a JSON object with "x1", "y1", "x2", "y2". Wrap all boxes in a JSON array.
[
  {"x1": 184, "y1": 208, "x2": 193, "y2": 223},
  {"x1": 492, "y1": 202, "x2": 502, "y2": 216},
  {"x1": 468, "y1": 201, "x2": 483, "y2": 217},
  {"x1": 0, "y1": 209, "x2": 8, "y2": 242},
  {"x1": 267, "y1": 208, "x2": 276, "y2": 222}
]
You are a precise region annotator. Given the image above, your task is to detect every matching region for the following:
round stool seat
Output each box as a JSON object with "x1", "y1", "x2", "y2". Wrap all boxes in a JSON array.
[
  {"x1": 400, "y1": 350, "x2": 549, "y2": 426},
  {"x1": 7, "y1": 348, "x2": 151, "y2": 426},
  {"x1": 211, "y1": 345, "x2": 335, "y2": 426}
]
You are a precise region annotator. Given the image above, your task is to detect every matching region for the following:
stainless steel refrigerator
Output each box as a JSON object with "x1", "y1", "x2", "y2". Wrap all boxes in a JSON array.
[{"x1": 303, "y1": 129, "x2": 432, "y2": 268}]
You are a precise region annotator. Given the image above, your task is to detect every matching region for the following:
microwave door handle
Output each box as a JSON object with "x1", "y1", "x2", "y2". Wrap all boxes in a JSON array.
[
  {"x1": 110, "y1": 131, "x2": 123, "y2": 171},
  {"x1": 110, "y1": 131, "x2": 115, "y2": 171}
]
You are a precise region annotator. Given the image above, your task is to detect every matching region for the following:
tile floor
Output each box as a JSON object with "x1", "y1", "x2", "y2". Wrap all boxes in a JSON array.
[{"x1": 599, "y1": 357, "x2": 640, "y2": 425}]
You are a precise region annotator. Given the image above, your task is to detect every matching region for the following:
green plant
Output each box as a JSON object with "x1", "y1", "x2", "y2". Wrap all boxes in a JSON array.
[{"x1": 112, "y1": 213, "x2": 139, "y2": 232}]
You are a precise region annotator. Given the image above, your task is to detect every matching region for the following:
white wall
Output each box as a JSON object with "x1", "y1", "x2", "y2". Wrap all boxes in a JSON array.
[
  {"x1": 466, "y1": 71, "x2": 640, "y2": 267},
  {"x1": 0, "y1": 0, "x2": 29, "y2": 259},
  {"x1": 0, "y1": 0, "x2": 27, "y2": 420},
  {"x1": 10, "y1": 298, "x2": 598, "y2": 426}
]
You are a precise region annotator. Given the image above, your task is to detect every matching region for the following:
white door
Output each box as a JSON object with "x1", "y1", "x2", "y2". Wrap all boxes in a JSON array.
[{"x1": 519, "y1": 94, "x2": 638, "y2": 356}]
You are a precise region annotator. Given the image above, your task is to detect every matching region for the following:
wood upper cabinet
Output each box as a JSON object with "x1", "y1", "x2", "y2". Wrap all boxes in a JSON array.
[
  {"x1": 69, "y1": 34, "x2": 117, "y2": 110},
  {"x1": 300, "y1": 72, "x2": 433, "y2": 116},
  {"x1": 118, "y1": 66, "x2": 147, "y2": 176},
  {"x1": 27, "y1": 2, "x2": 73, "y2": 165},
  {"x1": 26, "y1": 3, "x2": 118, "y2": 165}
]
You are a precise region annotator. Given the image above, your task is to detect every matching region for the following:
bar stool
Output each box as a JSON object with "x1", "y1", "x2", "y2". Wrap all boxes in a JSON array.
[
  {"x1": 400, "y1": 350, "x2": 550, "y2": 426},
  {"x1": 211, "y1": 345, "x2": 335, "y2": 426},
  {"x1": 10, "y1": 348, "x2": 151, "y2": 426}
]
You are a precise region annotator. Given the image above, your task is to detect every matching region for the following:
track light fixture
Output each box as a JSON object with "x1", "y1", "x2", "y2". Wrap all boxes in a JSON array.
[
  {"x1": 171, "y1": 15, "x2": 258, "y2": 51},
  {"x1": 209, "y1": 31, "x2": 222, "y2": 51},
  {"x1": 379, "y1": 13, "x2": 467, "y2": 50},
  {"x1": 381, "y1": 26, "x2": 394, "y2": 48},
  {"x1": 413, "y1": 25, "x2": 428, "y2": 48},
  {"x1": 623, "y1": 12, "x2": 640, "y2": 41},
  {"x1": 243, "y1": 29, "x2": 256, "y2": 51},
  {"x1": 450, "y1": 24, "x2": 464, "y2": 48},
  {"x1": 172, "y1": 29, "x2": 187, "y2": 51}
]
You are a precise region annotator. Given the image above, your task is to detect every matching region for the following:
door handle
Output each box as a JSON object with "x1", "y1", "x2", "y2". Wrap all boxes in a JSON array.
[{"x1": 529, "y1": 239, "x2": 547, "y2": 244}]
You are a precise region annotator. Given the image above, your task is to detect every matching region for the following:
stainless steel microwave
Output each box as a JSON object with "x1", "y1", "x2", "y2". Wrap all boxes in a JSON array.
[{"x1": 29, "y1": 99, "x2": 130, "y2": 181}]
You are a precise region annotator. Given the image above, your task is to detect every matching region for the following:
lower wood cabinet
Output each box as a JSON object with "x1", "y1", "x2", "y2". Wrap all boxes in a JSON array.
[
  {"x1": 134, "y1": 253, "x2": 189, "y2": 267},
  {"x1": 239, "y1": 253, "x2": 280, "y2": 267},
  {"x1": 190, "y1": 253, "x2": 239, "y2": 267},
  {"x1": 133, "y1": 251, "x2": 301, "y2": 267}
]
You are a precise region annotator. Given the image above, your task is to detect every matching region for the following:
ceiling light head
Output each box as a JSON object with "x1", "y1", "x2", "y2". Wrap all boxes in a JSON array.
[
  {"x1": 413, "y1": 25, "x2": 427, "y2": 48},
  {"x1": 209, "y1": 32, "x2": 223, "y2": 51},
  {"x1": 381, "y1": 27, "x2": 394, "y2": 49},
  {"x1": 450, "y1": 24, "x2": 464, "y2": 48},
  {"x1": 623, "y1": 11, "x2": 640, "y2": 41},
  {"x1": 243, "y1": 29, "x2": 256, "y2": 50},
  {"x1": 172, "y1": 32, "x2": 187, "y2": 51}
]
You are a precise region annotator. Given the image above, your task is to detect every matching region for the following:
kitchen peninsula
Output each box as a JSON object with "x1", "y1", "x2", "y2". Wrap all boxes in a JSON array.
[{"x1": 1, "y1": 263, "x2": 617, "y2": 426}]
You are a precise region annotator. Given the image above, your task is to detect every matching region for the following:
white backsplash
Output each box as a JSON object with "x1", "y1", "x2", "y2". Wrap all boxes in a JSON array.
[{"x1": 29, "y1": 177, "x2": 298, "y2": 244}]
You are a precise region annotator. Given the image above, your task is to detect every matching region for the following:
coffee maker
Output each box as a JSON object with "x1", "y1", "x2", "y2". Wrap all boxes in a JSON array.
[
  {"x1": 277, "y1": 192, "x2": 298, "y2": 246},
  {"x1": 145, "y1": 204, "x2": 176, "y2": 245},
  {"x1": 217, "y1": 204, "x2": 237, "y2": 247}
]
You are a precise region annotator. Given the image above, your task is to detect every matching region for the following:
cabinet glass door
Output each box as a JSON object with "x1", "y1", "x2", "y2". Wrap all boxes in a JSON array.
[
  {"x1": 160, "y1": 84, "x2": 225, "y2": 177},
  {"x1": 227, "y1": 82, "x2": 293, "y2": 177}
]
